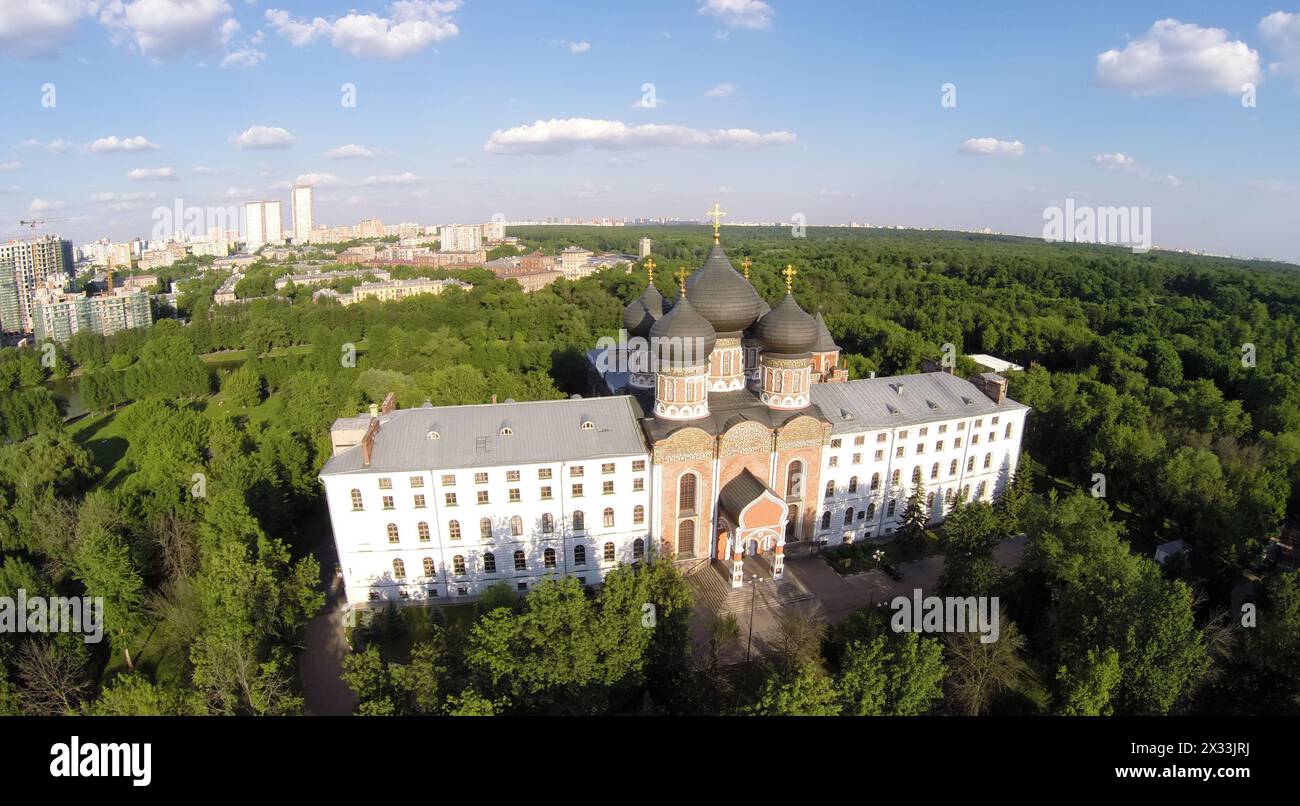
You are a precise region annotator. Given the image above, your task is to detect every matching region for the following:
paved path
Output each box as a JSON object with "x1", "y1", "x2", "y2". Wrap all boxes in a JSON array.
[
  {"x1": 691, "y1": 534, "x2": 1027, "y2": 666},
  {"x1": 299, "y1": 538, "x2": 358, "y2": 716}
]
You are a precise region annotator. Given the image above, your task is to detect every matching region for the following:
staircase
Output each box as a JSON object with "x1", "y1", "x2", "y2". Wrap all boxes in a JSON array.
[{"x1": 687, "y1": 560, "x2": 814, "y2": 615}]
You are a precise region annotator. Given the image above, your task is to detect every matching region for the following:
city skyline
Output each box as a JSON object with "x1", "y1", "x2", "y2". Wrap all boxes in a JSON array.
[{"x1": 1, "y1": 1, "x2": 1299, "y2": 262}]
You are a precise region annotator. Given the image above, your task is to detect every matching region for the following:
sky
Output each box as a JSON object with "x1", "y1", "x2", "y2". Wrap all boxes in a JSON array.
[{"x1": 1, "y1": 0, "x2": 1298, "y2": 262}]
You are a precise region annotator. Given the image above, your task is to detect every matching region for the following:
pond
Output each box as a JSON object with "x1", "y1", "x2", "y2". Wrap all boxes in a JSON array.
[{"x1": 46, "y1": 351, "x2": 251, "y2": 421}]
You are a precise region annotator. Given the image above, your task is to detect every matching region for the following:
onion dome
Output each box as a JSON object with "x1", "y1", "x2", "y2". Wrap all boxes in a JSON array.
[
  {"x1": 756, "y1": 292, "x2": 819, "y2": 356},
  {"x1": 622, "y1": 283, "x2": 666, "y2": 338},
  {"x1": 650, "y1": 289, "x2": 716, "y2": 367},
  {"x1": 743, "y1": 296, "x2": 771, "y2": 342},
  {"x1": 812, "y1": 312, "x2": 839, "y2": 352},
  {"x1": 684, "y1": 243, "x2": 764, "y2": 334}
]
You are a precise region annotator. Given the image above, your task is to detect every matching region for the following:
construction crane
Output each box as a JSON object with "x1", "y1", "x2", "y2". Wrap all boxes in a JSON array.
[{"x1": 18, "y1": 217, "x2": 68, "y2": 230}]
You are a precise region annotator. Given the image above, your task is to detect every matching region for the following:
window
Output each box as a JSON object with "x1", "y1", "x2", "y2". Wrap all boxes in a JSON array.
[
  {"x1": 877, "y1": 433, "x2": 887, "y2": 443},
  {"x1": 392, "y1": 559, "x2": 405, "y2": 579},
  {"x1": 573, "y1": 511, "x2": 585, "y2": 532},
  {"x1": 476, "y1": 491, "x2": 489, "y2": 505},
  {"x1": 866, "y1": 502, "x2": 876, "y2": 518},
  {"x1": 852, "y1": 453, "x2": 862, "y2": 464},
  {"x1": 382, "y1": 496, "x2": 394, "y2": 510},
  {"x1": 602, "y1": 480, "x2": 614, "y2": 495},
  {"x1": 445, "y1": 492, "x2": 458, "y2": 506},
  {"x1": 475, "y1": 472, "x2": 488, "y2": 484},
  {"x1": 544, "y1": 548, "x2": 556, "y2": 569},
  {"x1": 787, "y1": 461, "x2": 804, "y2": 498},
  {"x1": 633, "y1": 460, "x2": 646, "y2": 472},
  {"x1": 931, "y1": 462, "x2": 940, "y2": 480},
  {"x1": 967, "y1": 456, "x2": 975, "y2": 472},
  {"x1": 946, "y1": 489, "x2": 956, "y2": 505},
  {"x1": 854, "y1": 435, "x2": 865, "y2": 446},
  {"x1": 633, "y1": 478, "x2": 644, "y2": 492},
  {"x1": 679, "y1": 474, "x2": 698, "y2": 512},
  {"x1": 540, "y1": 486, "x2": 553, "y2": 499},
  {"x1": 387, "y1": 524, "x2": 399, "y2": 544},
  {"x1": 480, "y1": 518, "x2": 492, "y2": 539},
  {"x1": 483, "y1": 552, "x2": 496, "y2": 573},
  {"x1": 602, "y1": 463, "x2": 615, "y2": 474},
  {"x1": 581, "y1": 420, "x2": 594, "y2": 430},
  {"x1": 516, "y1": 582, "x2": 528, "y2": 591},
  {"x1": 927, "y1": 492, "x2": 935, "y2": 509},
  {"x1": 972, "y1": 434, "x2": 980, "y2": 445},
  {"x1": 916, "y1": 443, "x2": 925, "y2": 454},
  {"x1": 831, "y1": 438, "x2": 842, "y2": 448},
  {"x1": 379, "y1": 478, "x2": 393, "y2": 490},
  {"x1": 410, "y1": 476, "x2": 424, "y2": 488},
  {"x1": 974, "y1": 419, "x2": 983, "y2": 428},
  {"x1": 633, "y1": 505, "x2": 645, "y2": 524},
  {"x1": 936, "y1": 440, "x2": 944, "y2": 451},
  {"x1": 515, "y1": 550, "x2": 527, "y2": 571},
  {"x1": 895, "y1": 446, "x2": 904, "y2": 458},
  {"x1": 604, "y1": 542, "x2": 616, "y2": 562},
  {"x1": 950, "y1": 459, "x2": 958, "y2": 476},
  {"x1": 453, "y1": 555, "x2": 466, "y2": 576},
  {"x1": 441, "y1": 474, "x2": 456, "y2": 486},
  {"x1": 824, "y1": 481, "x2": 835, "y2": 499},
  {"x1": 448, "y1": 520, "x2": 462, "y2": 540},
  {"x1": 977, "y1": 481, "x2": 988, "y2": 499},
  {"x1": 1005, "y1": 422, "x2": 1013, "y2": 439},
  {"x1": 887, "y1": 499, "x2": 897, "y2": 517},
  {"x1": 848, "y1": 476, "x2": 859, "y2": 494},
  {"x1": 845, "y1": 507, "x2": 854, "y2": 524},
  {"x1": 509, "y1": 488, "x2": 521, "y2": 502},
  {"x1": 821, "y1": 511, "x2": 832, "y2": 530},
  {"x1": 992, "y1": 416, "x2": 1000, "y2": 425},
  {"x1": 423, "y1": 557, "x2": 436, "y2": 577},
  {"x1": 829, "y1": 456, "x2": 839, "y2": 468},
  {"x1": 350, "y1": 489, "x2": 363, "y2": 510},
  {"x1": 891, "y1": 469, "x2": 901, "y2": 486},
  {"x1": 574, "y1": 545, "x2": 587, "y2": 566},
  {"x1": 506, "y1": 470, "x2": 520, "y2": 482},
  {"x1": 413, "y1": 494, "x2": 426, "y2": 508},
  {"x1": 870, "y1": 472, "x2": 880, "y2": 490},
  {"x1": 570, "y1": 466, "x2": 584, "y2": 478},
  {"x1": 899, "y1": 430, "x2": 909, "y2": 439},
  {"x1": 633, "y1": 538, "x2": 644, "y2": 560},
  {"x1": 510, "y1": 515, "x2": 523, "y2": 536},
  {"x1": 954, "y1": 437, "x2": 963, "y2": 448},
  {"x1": 542, "y1": 513, "x2": 554, "y2": 534},
  {"x1": 958, "y1": 422, "x2": 966, "y2": 431},
  {"x1": 939, "y1": 424, "x2": 948, "y2": 434},
  {"x1": 962, "y1": 484, "x2": 971, "y2": 499},
  {"x1": 603, "y1": 508, "x2": 615, "y2": 528},
  {"x1": 538, "y1": 468, "x2": 552, "y2": 480},
  {"x1": 418, "y1": 522, "x2": 430, "y2": 542},
  {"x1": 984, "y1": 453, "x2": 992, "y2": 470},
  {"x1": 677, "y1": 520, "x2": 696, "y2": 556},
  {"x1": 572, "y1": 483, "x2": 583, "y2": 497}
]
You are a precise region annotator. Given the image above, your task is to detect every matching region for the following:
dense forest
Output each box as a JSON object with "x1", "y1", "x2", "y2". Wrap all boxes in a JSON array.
[{"x1": 0, "y1": 225, "x2": 1296, "y2": 715}]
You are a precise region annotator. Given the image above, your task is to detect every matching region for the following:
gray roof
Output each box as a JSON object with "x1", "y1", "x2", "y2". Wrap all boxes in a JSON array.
[
  {"x1": 719, "y1": 469, "x2": 770, "y2": 521},
  {"x1": 321, "y1": 396, "x2": 648, "y2": 475},
  {"x1": 810, "y1": 372, "x2": 1028, "y2": 433}
]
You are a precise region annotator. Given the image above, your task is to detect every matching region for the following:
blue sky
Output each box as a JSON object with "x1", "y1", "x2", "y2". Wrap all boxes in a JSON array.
[{"x1": 1, "y1": 0, "x2": 1298, "y2": 262}]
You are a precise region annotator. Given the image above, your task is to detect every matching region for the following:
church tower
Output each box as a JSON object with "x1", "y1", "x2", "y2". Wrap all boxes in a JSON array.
[
  {"x1": 755, "y1": 265, "x2": 819, "y2": 410},
  {"x1": 650, "y1": 269, "x2": 716, "y2": 420},
  {"x1": 684, "y1": 205, "x2": 763, "y2": 393},
  {"x1": 621, "y1": 257, "x2": 666, "y2": 389}
]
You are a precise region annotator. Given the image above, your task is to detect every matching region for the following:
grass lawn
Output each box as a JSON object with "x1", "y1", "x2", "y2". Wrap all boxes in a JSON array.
[
  {"x1": 68, "y1": 410, "x2": 131, "y2": 488},
  {"x1": 824, "y1": 529, "x2": 942, "y2": 576}
]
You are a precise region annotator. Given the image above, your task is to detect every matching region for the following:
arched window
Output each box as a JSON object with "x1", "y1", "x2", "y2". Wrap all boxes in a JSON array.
[
  {"x1": 912, "y1": 466, "x2": 922, "y2": 484},
  {"x1": 604, "y1": 542, "x2": 615, "y2": 562},
  {"x1": 678, "y1": 520, "x2": 696, "y2": 556},
  {"x1": 423, "y1": 557, "x2": 436, "y2": 578},
  {"x1": 977, "y1": 480, "x2": 988, "y2": 499},
  {"x1": 448, "y1": 520, "x2": 462, "y2": 540},
  {"x1": 848, "y1": 476, "x2": 859, "y2": 494},
  {"x1": 574, "y1": 545, "x2": 587, "y2": 566},
  {"x1": 387, "y1": 523, "x2": 399, "y2": 544},
  {"x1": 962, "y1": 484, "x2": 971, "y2": 499},
  {"x1": 891, "y1": 469, "x2": 901, "y2": 486},
  {"x1": 870, "y1": 473, "x2": 880, "y2": 491},
  {"x1": 480, "y1": 517, "x2": 492, "y2": 539},
  {"x1": 949, "y1": 459, "x2": 958, "y2": 476},
  {"x1": 392, "y1": 559, "x2": 406, "y2": 579},
  {"x1": 930, "y1": 462, "x2": 940, "y2": 480},
  {"x1": 678, "y1": 474, "x2": 698, "y2": 512},
  {"x1": 350, "y1": 489, "x2": 363, "y2": 510},
  {"x1": 786, "y1": 461, "x2": 804, "y2": 498},
  {"x1": 418, "y1": 522, "x2": 430, "y2": 542},
  {"x1": 514, "y1": 550, "x2": 526, "y2": 571},
  {"x1": 633, "y1": 505, "x2": 644, "y2": 525},
  {"x1": 510, "y1": 515, "x2": 523, "y2": 536},
  {"x1": 542, "y1": 513, "x2": 554, "y2": 533},
  {"x1": 967, "y1": 456, "x2": 975, "y2": 472},
  {"x1": 483, "y1": 552, "x2": 496, "y2": 573},
  {"x1": 1005, "y1": 422, "x2": 1013, "y2": 439},
  {"x1": 453, "y1": 555, "x2": 466, "y2": 576},
  {"x1": 844, "y1": 507, "x2": 854, "y2": 525},
  {"x1": 887, "y1": 498, "x2": 897, "y2": 517},
  {"x1": 821, "y1": 511, "x2": 832, "y2": 529},
  {"x1": 983, "y1": 453, "x2": 992, "y2": 470},
  {"x1": 573, "y1": 511, "x2": 585, "y2": 532},
  {"x1": 927, "y1": 491, "x2": 935, "y2": 509},
  {"x1": 633, "y1": 538, "x2": 644, "y2": 560},
  {"x1": 603, "y1": 507, "x2": 614, "y2": 528},
  {"x1": 945, "y1": 488, "x2": 955, "y2": 504},
  {"x1": 866, "y1": 502, "x2": 876, "y2": 518},
  {"x1": 543, "y1": 548, "x2": 556, "y2": 569},
  {"x1": 824, "y1": 480, "x2": 835, "y2": 499}
]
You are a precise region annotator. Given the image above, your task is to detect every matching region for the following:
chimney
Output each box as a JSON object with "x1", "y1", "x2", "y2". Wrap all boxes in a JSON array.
[
  {"x1": 380, "y1": 391, "x2": 397, "y2": 414},
  {"x1": 969, "y1": 374, "x2": 1007, "y2": 404},
  {"x1": 361, "y1": 418, "x2": 380, "y2": 467},
  {"x1": 368, "y1": 403, "x2": 379, "y2": 418}
]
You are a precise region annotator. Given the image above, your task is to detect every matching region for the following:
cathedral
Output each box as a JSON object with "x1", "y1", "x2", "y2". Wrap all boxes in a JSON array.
[{"x1": 319, "y1": 213, "x2": 1029, "y2": 605}]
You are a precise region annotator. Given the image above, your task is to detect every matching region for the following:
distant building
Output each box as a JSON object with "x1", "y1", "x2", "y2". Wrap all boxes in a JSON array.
[
  {"x1": 0, "y1": 235, "x2": 75, "y2": 334},
  {"x1": 33, "y1": 286, "x2": 153, "y2": 343},
  {"x1": 339, "y1": 277, "x2": 472, "y2": 305},
  {"x1": 358, "y1": 218, "x2": 386, "y2": 240},
  {"x1": 481, "y1": 220, "x2": 506, "y2": 242},
  {"x1": 275, "y1": 268, "x2": 392, "y2": 291},
  {"x1": 490, "y1": 265, "x2": 564, "y2": 293},
  {"x1": 244, "y1": 200, "x2": 284, "y2": 250},
  {"x1": 558, "y1": 245, "x2": 595, "y2": 279},
  {"x1": 291, "y1": 185, "x2": 315, "y2": 244},
  {"x1": 968, "y1": 354, "x2": 1024, "y2": 373},
  {"x1": 440, "y1": 224, "x2": 483, "y2": 253},
  {"x1": 639, "y1": 237, "x2": 652, "y2": 259}
]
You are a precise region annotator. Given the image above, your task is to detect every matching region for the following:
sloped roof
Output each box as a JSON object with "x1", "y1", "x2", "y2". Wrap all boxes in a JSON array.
[
  {"x1": 810, "y1": 372, "x2": 1028, "y2": 433},
  {"x1": 719, "y1": 468, "x2": 771, "y2": 522}
]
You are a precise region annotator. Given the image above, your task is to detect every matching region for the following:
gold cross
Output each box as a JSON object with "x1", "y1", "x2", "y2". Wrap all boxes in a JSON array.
[
  {"x1": 740, "y1": 256, "x2": 752, "y2": 280},
  {"x1": 676, "y1": 267, "x2": 688, "y2": 294},
  {"x1": 644, "y1": 256, "x2": 656, "y2": 282},
  {"x1": 706, "y1": 202, "x2": 726, "y2": 242},
  {"x1": 783, "y1": 264, "x2": 797, "y2": 293}
]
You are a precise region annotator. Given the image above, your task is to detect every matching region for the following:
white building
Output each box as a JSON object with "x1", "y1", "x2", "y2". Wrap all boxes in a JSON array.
[
  {"x1": 558, "y1": 246, "x2": 595, "y2": 279},
  {"x1": 291, "y1": 186, "x2": 314, "y2": 245},
  {"x1": 243, "y1": 200, "x2": 284, "y2": 250},
  {"x1": 439, "y1": 224, "x2": 483, "y2": 253}
]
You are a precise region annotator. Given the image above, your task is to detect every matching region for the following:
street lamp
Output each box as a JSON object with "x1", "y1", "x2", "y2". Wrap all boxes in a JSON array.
[{"x1": 745, "y1": 573, "x2": 764, "y2": 666}]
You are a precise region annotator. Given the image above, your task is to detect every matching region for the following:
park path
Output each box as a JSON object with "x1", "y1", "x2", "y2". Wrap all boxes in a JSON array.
[{"x1": 299, "y1": 537, "x2": 358, "y2": 716}]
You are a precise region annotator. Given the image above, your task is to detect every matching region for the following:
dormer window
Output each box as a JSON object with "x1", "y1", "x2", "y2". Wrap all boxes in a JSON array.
[
  {"x1": 581, "y1": 420, "x2": 595, "y2": 431},
  {"x1": 426, "y1": 430, "x2": 440, "y2": 440},
  {"x1": 500, "y1": 427, "x2": 513, "y2": 436}
]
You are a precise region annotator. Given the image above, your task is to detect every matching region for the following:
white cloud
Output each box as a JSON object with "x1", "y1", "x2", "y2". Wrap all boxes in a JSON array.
[
  {"x1": 265, "y1": 1, "x2": 461, "y2": 60},
  {"x1": 1091, "y1": 152, "x2": 1148, "y2": 177},
  {"x1": 0, "y1": 161, "x2": 20, "y2": 172},
  {"x1": 128, "y1": 166, "x2": 178, "y2": 180},
  {"x1": 221, "y1": 45, "x2": 265, "y2": 67},
  {"x1": 100, "y1": 0, "x2": 240, "y2": 61},
  {"x1": 230, "y1": 125, "x2": 297, "y2": 149},
  {"x1": 0, "y1": 0, "x2": 90, "y2": 59},
  {"x1": 46, "y1": 139, "x2": 74, "y2": 154},
  {"x1": 294, "y1": 172, "x2": 341, "y2": 187},
  {"x1": 699, "y1": 0, "x2": 773, "y2": 31},
  {"x1": 484, "y1": 118, "x2": 797, "y2": 155},
  {"x1": 566, "y1": 40, "x2": 589, "y2": 54},
  {"x1": 223, "y1": 186, "x2": 255, "y2": 198},
  {"x1": 361, "y1": 172, "x2": 420, "y2": 185},
  {"x1": 193, "y1": 165, "x2": 215, "y2": 174},
  {"x1": 1096, "y1": 18, "x2": 1261, "y2": 95},
  {"x1": 88, "y1": 135, "x2": 160, "y2": 153},
  {"x1": 1260, "y1": 11, "x2": 1300, "y2": 87},
  {"x1": 958, "y1": 137, "x2": 1025, "y2": 157},
  {"x1": 29, "y1": 198, "x2": 67, "y2": 212},
  {"x1": 89, "y1": 191, "x2": 155, "y2": 203},
  {"x1": 324, "y1": 144, "x2": 376, "y2": 159},
  {"x1": 705, "y1": 82, "x2": 735, "y2": 97},
  {"x1": 0, "y1": 185, "x2": 22, "y2": 195}
]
